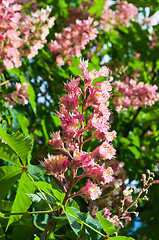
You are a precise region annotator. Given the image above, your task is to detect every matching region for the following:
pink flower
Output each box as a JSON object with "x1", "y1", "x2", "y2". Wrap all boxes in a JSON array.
[
  {"x1": 48, "y1": 131, "x2": 64, "y2": 149},
  {"x1": 40, "y1": 154, "x2": 70, "y2": 176},
  {"x1": 56, "y1": 55, "x2": 65, "y2": 66},
  {"x1": 60, "y1": 92, "x2": 79, "y2": 111},
  {"x1": 85, "y1": 164, "x2": 114, "y2": 184},
  {"x1": 79, "y1": 179, "x2": 102, "y2": 201},
  {"x1": 3, "y1": 82, "x2": 30, "y2": 106},
  {"x1": 0, "y1": 1, "x2": 55, "y2": 70},
  {"x1": 48, "y1": 17, "x2": 98, "y2": 66},
  {"x1": 72, "y1": 150, "x2": 95, "y2": 168},
  {"x1": 91, "y1": 141, "x2": 116, "y2": 160},
  {"x1": 103, "y1": 207, "x2": 123, "y2": 229},
  {"x1": 142, "y1": 146, "x2": 146, "y2": 151},
  {"x1": 78, "y1": 59, "x2": 89, "y2": 72},
  {"x1": 100, "y1": 0, "x2": 138, "y2": 31},
  {"x1": 3, "y1": 59, "x2": 14, "y2": 70},
  {"x1": 113, "y1": 78, "x2": 159, "y2": 111}
]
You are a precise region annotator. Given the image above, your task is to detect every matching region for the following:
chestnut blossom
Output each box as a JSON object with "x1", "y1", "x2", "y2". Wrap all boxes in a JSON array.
[
  {"x1": 91, "y1": 140, "x2": 116, "y2": 160},
  {"x1": 79, "y1": 179, "x2": 102, "y2": 201},
  {"x1": 3, "y1": 82, "x2": 30, "y2": 106},
  {"x1": 48, "y1": 17, "x2": 98, "y2": 66},
  {"x1": 84, "y1": 164, "x2": 114, "y2": 185},
  {"x1": 0, "y1": 0, "x2": 55, "y2": 70},
  {"x1": 72, "y1": 150, "x2": 94, "y2": 168},
  {"x1": 113, "y1": 78, "x2": 159, "y2": 111},
  {"x1": 40, "y1": 154, "x2": 70, "y2": 176},
  {"x1": 48, "y1": 131, "x2": 64, "y2": 149},
  {"x1": 41, "y1": 60, "x2": 118, "y2": 219},
  {"x1": 100, "y1": 0, "x2": 138, "y2": 31}
]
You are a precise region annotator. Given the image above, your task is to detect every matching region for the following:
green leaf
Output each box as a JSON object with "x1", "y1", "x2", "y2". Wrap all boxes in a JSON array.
[
  {"x1": 0, "y1": 213, "x2": 4, "y2": 218},
  {"x1": 11, "y1": 215, "x2": 39, "y2": 240},
  {"x1": 6, "y1": 172, "x2": 35, "y2": 229},
  {"x1": 33, "y1": 181, "x2": 65, "y2": 203},
  {"x1": 85, "y1": 213, "x2": 103, "y2": 240},
  {"x1": 27, "y1": 192, "x2": 56, "y2": 210},
  {"x1": 65, "y1": 207, "x2": 83, "y2": 235},
  {"x1": 119, "y1": 137, "x2": 130, "y2": 146},
  {"x1": 28, "y1": 164, "x2": 43, "y2": 180},
  {"x1": 0, "y1": 127, "x2": 33, "y2": 166},
  {"x1": 68, "y1": 58, "x2": 81, "y2": 76},
  {"x1": 0, "y1": 200, "x2": 13, "y2": 212},
  {"x1": 67, "y1": 198, "x2": 80, "y2": 211},
  {"x1": 0, "y1": 142, "x2": 20, "y2": 166},
  {"x1": 27, "y1": 82, "x2": 37, "y2": 115},
  {"x1": 34, "y1": 237, "x2": 40, "y2": 240},
  {"x1": 96, "y1": 212, "x2": 116, "y2": 236},
  {"x1": 0, "y1": 224, "x2": 5, "y2": 240},
  {"x1": 141, "y1": 108, "x2": 159, "y2": 122},
  {"x1": 0, "y1": 165, "x2": 22, "y2": 200},
  {"x1": 41, "y1": 119, "x2": 49, "y2": 142},
  {"x1": 65, "y1": 207, "x2": 105, "y2": 238},
  {"x1": 130, "y1": 133, "x2": 140, "y2": 148},
  {"x1": 88, "y1": 0, "x2": 105, "y2": 18},
  {"x1": 128, "y1": 146, "x2": 140, "y2": 159},
  {"x1": 17, "y1": 115, "x2": 29, "y2": 135},
  {"x1": 52, "y1": 215, "x2": 68, "y2": 232}
]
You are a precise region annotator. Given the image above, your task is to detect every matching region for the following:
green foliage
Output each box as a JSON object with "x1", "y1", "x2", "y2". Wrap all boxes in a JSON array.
[
  {"x1": 0, "y1": 0, "x2": 159, "y2": 239},
  {"x1": 0, "y1": 165, "x2": 22, "y2": 200},
  {"x1": 0, "y1": 224, "x2": 5, "y2": 240},
  {"x1": 0, "y1": 127, "x2": 33, "y2": 166},
  {"x1": 96, "y1": 212, "x2": 116, "y2": 236},
  {"x1": 6, "y1": 172, "x2": 35, "y2": 229}
]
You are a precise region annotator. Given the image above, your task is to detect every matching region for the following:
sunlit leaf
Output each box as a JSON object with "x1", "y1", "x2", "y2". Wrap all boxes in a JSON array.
[
  {"x1": 6, "y1": 172, "x2": 35, "y2": 229},
  {"x1": 96, "y1": 212, "x2": 116, "y2": 236},
  {"x1": 0, "y1": 165, "x2": 22, "y2": 200},
  {"x1": 0, "y1": 127, "x2": 33, "y2": 166}
]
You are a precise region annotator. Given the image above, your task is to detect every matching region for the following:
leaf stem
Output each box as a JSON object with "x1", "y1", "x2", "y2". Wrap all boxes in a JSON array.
[
  {"x1": 68, "y1": 213, "x2": 107, "y2": 238},
  {"x1": 124, "y1": 107, "x2": 141, "y2": 137},
  {"x1": 27, "y1": 172, "x2": 54, "y2": 211},
  {"x1": 4, "y1": 210, "x2": 53, "y2": 216}
]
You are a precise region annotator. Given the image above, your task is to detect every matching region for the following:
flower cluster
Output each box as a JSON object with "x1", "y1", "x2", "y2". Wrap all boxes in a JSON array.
[
  {"x1": 40, "y1": 60, "x2": 158, "y2": 229},
  {"x1": 88, "y1": 167, "x2": 158, "y2": 229},
  {"x1": 113, "y1": 78, "x2": 159, "y2": 112},
  {"x1": 88, "y1": 160, "x2": 129, "y2": 228},
  {"x1": 0, "y1": 0, "x2": 55, "y2": 70},
  {"x1": 48, "y1": 17, "x2": 98, "y2": 66},
  {"x1": 41, "y1": 60, "x2": 116, "y2": 200},
  {"x1": 2, "y1": 82, "x2": 30, "y2": 106},
  {"x1": 100, "y1": 0, "x2": 138, "y2": 31}
]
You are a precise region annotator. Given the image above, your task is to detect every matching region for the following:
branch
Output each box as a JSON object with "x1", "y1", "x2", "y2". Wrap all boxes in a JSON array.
[{"x1": 124, "y1": 107, "x2": 141, "y2": 137}]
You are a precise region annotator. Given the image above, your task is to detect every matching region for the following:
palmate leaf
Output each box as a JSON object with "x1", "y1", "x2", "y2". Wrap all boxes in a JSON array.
[
  {"x1": 0, "y1": 142, "x2": 20, "y2": 166},
  {"x1": 0, "y1": 165, "x2": 22, "y2": 200},
  {"x1": 6, "y1": 172, "x2": 35, "y2": 229},
  {"x1": 65, "y1": 207, "x2": 104, "y2": 238},
  {"x1": 33, "y1": 181, "x2": 65, "y2": 203},
  {"x1": 65, "y1": 207, "x2": 83, "y2": 236},
  {"x1": 0, "y1": 127, "x2": 33, "y2": 166},
  {"x1": 85, "y1": 213, "x2": 103, "y2": 240},
  {"x1": 96, "y1": 212, "x2": 116, "y2": 236}
]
